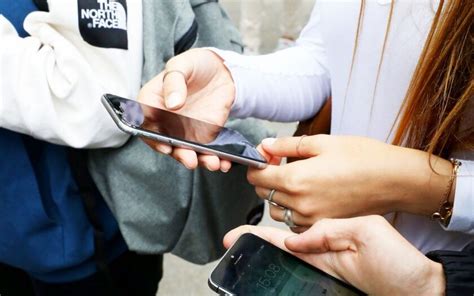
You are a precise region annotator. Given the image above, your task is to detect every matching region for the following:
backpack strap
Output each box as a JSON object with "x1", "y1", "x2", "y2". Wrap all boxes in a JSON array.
[
  {"x1": 68, "y1": 149, "x2": 118, "y2": 294},
  {"x1": 32, "y1": 0, "x2": 49, "y2": 11},
  {"x1": 174, "y1": 19, "x2": 198, "y2": 55}
]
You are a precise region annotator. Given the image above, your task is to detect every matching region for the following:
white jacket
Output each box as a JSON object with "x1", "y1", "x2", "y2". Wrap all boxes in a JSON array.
[
  {"x1": 214, "y1": 0, "x2": 473, "y2": 253},
  {"x1": 0, "y1": 0, "x2": 142, "y2": 148}
]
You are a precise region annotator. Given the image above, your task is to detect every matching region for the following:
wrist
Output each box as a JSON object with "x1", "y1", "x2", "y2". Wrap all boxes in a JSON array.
[
  {"x1": 205, "y1": 48, "x2": 237, "y2": 106},
  {"x1": 422, "y1": 262, "x2": 445, "y2": 295},
  {"x1": 392, "y1": 147, "x2": 453, "y2": 217}
]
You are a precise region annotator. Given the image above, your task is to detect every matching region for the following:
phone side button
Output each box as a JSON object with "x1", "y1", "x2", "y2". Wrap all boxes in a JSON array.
[{"x1": 168, "y1": 139, "x2": 173, "y2": 145}]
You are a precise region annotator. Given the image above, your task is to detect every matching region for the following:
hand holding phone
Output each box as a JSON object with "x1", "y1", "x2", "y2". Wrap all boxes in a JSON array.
[
  {"x1": 102, "y1": 94, "x2": 267, "y2": 169},
  {"x1": 209, "y1": 232, "x2": 363, "y2": 295},
  {"x1": 139, "y1": 49, "x2": 236, "y2": 171},
  {"x1": 221, "y1": 216, "x2": 446, "y2": 295}
]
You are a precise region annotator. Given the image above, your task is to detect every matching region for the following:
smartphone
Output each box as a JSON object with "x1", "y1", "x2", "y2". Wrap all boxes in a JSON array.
[
  {"x1": 208, "y1": 233, "x2": 364, "y2": 296},
  {"x1": 101, "y1": 94, "x2": 267, "y2": 168}
]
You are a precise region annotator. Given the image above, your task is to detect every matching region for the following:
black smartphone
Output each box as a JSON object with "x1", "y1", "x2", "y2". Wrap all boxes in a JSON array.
[
  {"x1": 208, "y1": 233, "x2": 364, "y2": 296},
  {"x1": 101, "y1": 94, "x2": 267, "y2": 168}
]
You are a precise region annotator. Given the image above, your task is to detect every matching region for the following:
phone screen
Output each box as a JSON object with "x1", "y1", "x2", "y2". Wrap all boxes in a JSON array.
[
  {"x1": 210, "y1": 233, "x2": 363, "y2": 295},
  {"x1": 104, "y1": 94, "x2": 266, "y2": 164}
]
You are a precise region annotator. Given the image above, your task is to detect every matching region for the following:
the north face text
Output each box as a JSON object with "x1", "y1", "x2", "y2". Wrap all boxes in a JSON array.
[
  {"x1": 80, "y1": 0, "x2": 127, "y2": 30},
  {"x1": 78, "y1": 0, "x2": 128, "y2": 49}
]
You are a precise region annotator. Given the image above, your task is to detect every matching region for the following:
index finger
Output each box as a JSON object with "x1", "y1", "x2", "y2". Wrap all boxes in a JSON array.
[
  {"x1": 247, "y1": 164, "x2": 291, "y2": 193},
  {"x1": 261, "y1": 135, "x2": 328, "y2": 158},
  {"x1": 256, "y1": 144, "x2": 282, "y2": 166}
]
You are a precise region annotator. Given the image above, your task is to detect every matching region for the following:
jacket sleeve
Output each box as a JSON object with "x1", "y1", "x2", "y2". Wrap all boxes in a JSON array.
[
  {"x1": 0, "y1": 5, "x2": 140, "y2": 148},
  {"x1": 445, "y1": 159, "x2": 474, "y2": 235},
  {"x1": 209, "y1": 1, "x2": 330, "y2": 122},
  {"x1": 427, "y1": 242, "x2": 474, "y2": 295}
]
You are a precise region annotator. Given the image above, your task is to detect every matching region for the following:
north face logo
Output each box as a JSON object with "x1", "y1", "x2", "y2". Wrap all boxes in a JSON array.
[
  {"x1": 78, "y1": 0, "x2": 128, "y2": 49},
  {"x1": 81, "y1": 0, "x2": 127, "y2": 30}
]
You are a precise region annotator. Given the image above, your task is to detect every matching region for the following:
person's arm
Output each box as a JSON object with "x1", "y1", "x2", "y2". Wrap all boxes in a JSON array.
[
  {"x1": 0, "y1": 4, "x2": 141, "y2": 148},
  {"x1": 246, "y1": 135, "x2": 463, "y2": 228},
  {"x1": 137, "y1": 3, "x2": 330, "y2": 169},
  {"x1": 427, "y1": 242, "x2": 474, "y2": 295},
  {"x1": 210, "y1": 2, "x2": 330, "y2": 122}
]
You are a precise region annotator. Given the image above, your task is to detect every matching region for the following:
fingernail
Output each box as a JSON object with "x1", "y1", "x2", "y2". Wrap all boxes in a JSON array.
[
  {"x1": 157, "y1": 145, "x2": 172, "y2": 154},
  {"x1": 182, "y1": 162, "x2": 193, "y2": 170},
  {"x1": 262, "y1": 138, "x2": 276, "y2": 146},
  {"x1": 205, "y1": 164, "x2": 215, "y2": 171},
  {"x1": 166, "y1": 92, "x2": 182, "y2": 109},
  {"x1": 221, "y1": 167, "x2": 230, "y2": 173}
]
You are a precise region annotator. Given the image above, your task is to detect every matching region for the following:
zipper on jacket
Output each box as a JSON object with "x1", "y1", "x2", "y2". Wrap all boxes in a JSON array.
[{"x1": 175, "y1": 19, "x2": 199, "y2": 55}]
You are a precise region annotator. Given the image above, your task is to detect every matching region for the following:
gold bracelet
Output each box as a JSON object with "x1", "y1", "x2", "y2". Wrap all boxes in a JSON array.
[{"x1": 431, "y1": 158, "x2": 462, "y2": 227}]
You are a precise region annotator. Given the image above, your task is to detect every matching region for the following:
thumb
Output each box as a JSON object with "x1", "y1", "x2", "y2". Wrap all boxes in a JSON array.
[
  {"x1": 255, "y1": 144, "x2": 282, "y2": 165},
  {"x1": 261, "y1": 135, "x2": 328, "y2": 158},
  {"x1": 223, "y1": 225, "x2": 294, "y2": 251},
  {"x1": 285, "y1": 218, "x2": 358, "y2": 254},
  {"x1": 162, "y1": 56, "x2": 193, "y2": 110}
]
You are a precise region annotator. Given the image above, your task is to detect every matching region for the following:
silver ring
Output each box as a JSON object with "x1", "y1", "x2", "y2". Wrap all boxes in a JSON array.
[
  {"x1": 284, "y1": 208, "x2": 296, "y2": 228},
  {"x1": 267, "y1": 189, "x2": 276, "y2": 202},
  {"x1": 266, "y1": 189, "x2": 285, "y2": 209}
]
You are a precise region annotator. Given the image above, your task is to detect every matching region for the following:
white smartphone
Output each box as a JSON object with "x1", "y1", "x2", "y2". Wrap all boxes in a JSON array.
[{"x1": 101, "y1": 94, "x2": 268, "y2": 169}]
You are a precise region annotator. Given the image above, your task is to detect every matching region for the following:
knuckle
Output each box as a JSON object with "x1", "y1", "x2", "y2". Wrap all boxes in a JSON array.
[
  {"x1": 301, "y1": 201, "x2": 320, "y2": 219},
  {"x1": 310, "y1": 134, "x2": 330, "y2": 149},
  {"x1": 254, "y1": 187, "x2": 265, "y2": 198},
  {"x1": 246, "y1": 171, "x2": 257, "y2": 185},
  {"x1": 283, "y1": 174, "x2": 302, "y2": 194},
  {"x1": 297, "y1": 202, "x2": 314, "y2": 217}
]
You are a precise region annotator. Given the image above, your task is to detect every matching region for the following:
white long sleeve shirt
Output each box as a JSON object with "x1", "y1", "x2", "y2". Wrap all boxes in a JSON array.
[
  {"x1": 214, "y1": 0, "x2": 473, "y2": 253},
  {"x1": 0, "y1": 0, "x2": 142, "y2": 148}
]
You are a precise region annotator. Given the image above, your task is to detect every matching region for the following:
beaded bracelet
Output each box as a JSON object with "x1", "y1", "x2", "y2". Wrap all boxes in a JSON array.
[{"x1": 431, "y1": 158, "x2": 462, "y2": 227}]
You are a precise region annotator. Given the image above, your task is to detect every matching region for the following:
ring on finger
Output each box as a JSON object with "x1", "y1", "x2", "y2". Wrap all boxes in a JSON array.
[
  {"x1": 266, "y1": 189, "x2": 276, "y2": 202},
  {"x1": 266, "y1": 189, "x2": 285, "y2": 209},
  {"x1": 296, "y1": 135, "x2": 307, "y2": 157},
  {"x1": 284, "y1": 208, "x2": 296, "y2": 228}
]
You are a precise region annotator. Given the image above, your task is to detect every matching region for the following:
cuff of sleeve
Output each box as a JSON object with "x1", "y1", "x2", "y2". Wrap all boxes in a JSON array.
[
  {"x1": 427, "y1": 245, "x2": 474, "y2": 296},
  {"x1": 445, "y1": 160, "x2": 474, "y2": 234},
  {"x1": 206, "y1": 47, "x2": 253, "y2": 119}
]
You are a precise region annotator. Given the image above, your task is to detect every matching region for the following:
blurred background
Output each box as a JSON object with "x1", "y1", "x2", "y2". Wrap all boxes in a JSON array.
[{"x1": 158, "y1": 0, "x2": 315, "y2": 294}]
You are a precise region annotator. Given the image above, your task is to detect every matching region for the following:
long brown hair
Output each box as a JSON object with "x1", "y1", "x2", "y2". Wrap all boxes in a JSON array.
[{"x1": 392, "y1": 0, "x2": 474, "y2": 157}]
